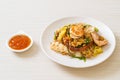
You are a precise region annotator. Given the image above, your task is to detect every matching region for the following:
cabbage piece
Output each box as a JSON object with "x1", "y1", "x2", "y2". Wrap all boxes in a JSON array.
[{"x1": 93, "y1": 46, "x2": 103, "y2": 56}]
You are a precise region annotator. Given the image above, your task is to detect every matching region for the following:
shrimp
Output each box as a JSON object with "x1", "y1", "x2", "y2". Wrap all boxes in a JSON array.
[
  {"x1": 91, "y1": 32, "x2": 108, "y2": 46},
  {"x1": 70, "y1": 24, "x2": 84, "y2": 38}
]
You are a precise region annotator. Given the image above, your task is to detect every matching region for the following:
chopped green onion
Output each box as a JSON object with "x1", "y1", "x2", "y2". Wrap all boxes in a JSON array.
[
  {"x1": 84, "y1": 24, "x2": 91, "y2": 28},
  {"x1": 85, "y1": 38, "x2": 90, "y2": 44},
  {"x1": 94, "y1": 27, "x2": 99, "y2": 32},
  {"x1": 66, "y1": 27, "x2": 70, "y2": 36},
  {"x1": 72, "y1": 55, "x2": 86, "y2": 62}
]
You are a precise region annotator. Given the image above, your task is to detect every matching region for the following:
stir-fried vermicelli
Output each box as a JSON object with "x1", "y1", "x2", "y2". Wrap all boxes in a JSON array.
[{"x1": 50, "y1": 23, "x2": 108, "y2": 61}]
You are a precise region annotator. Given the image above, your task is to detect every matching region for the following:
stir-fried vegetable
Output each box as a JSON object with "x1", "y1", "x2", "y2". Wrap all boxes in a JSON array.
[
  {"x1": 72, "y1": 55, "x2": 86, "y2": 62},
  {"x1": 57, "y1": 26, "x2": 67, "y2": 41},
  {"x1": 94, "y1": 27, "x2": 99, "y2": 32},
  {"x1": 54, "y1": 32, "x2": 57, "y2": 40},
  {"x1": 85, "y1": 38, "x2": 90, "y2": 44},
  {"x1": 93, "y1": 46, "x2": 103, "y2": 56}
]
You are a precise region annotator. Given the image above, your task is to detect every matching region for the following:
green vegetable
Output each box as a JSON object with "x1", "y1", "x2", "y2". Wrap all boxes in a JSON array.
[
  {"x1": 84, "y1": 24, "x2": 91, "y2": 28},
  {"x1": 72, "y1": 55, "x2": 86, "y2": 62},
  {"x1": 94, "y1": 27, "x2": 99, "y2": 32},
  {"x1": 66, "y1": 27, "x2": 70, "y2": 36},
  {"x1": 85, "y1": 38, "x2": 90, "y2": 44},
  {"x1": 54, "y1": 32, "x2": 57, "y2": 40}
]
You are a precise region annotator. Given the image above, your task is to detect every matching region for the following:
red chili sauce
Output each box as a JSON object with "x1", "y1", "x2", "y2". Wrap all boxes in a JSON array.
[{"x1": 9, "y1": 35, "x2": 31, "y2": 50}]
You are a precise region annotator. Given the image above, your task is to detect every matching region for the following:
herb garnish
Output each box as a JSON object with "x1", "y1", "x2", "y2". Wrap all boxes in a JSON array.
[{"x1": 72, "y1": 55, "x2": 86, "y2": 62}]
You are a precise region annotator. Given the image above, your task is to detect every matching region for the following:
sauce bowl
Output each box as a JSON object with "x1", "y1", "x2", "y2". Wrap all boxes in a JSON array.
[{"x1": 6, "y1": 31, "x2": 33, "y2": 52}]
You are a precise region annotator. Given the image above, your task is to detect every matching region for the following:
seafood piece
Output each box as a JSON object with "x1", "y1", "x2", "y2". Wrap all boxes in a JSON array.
[
  {"x1": 70, "y1": 24, "x2": 84, "y2": 38},
  {"x1": 91, "y1": 32, "x2": 108, "y2": 46}
]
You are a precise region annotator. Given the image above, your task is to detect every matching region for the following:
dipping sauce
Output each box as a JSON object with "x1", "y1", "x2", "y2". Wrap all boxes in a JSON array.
[{"x1": 9, "y1": 35, "x2": 31, "y2": 50}]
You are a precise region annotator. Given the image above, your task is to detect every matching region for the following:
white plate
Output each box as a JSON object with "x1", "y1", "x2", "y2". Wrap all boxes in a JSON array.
[{"x1": 40, "y1": 17, "x2": 116, "y2": 68}]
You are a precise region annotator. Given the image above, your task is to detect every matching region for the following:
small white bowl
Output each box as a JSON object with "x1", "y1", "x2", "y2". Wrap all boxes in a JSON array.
[{"x1": 6, "y1": 31, "x2": 33, "y2": 52}]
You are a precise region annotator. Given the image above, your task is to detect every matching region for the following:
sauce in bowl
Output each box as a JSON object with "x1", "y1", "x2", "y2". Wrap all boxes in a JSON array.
[{"x1": 8, "y1": 35, "x2": 31, "y2": 50}]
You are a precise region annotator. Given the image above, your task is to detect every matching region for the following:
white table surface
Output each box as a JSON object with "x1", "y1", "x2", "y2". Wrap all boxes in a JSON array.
[{"x1": 0, "y1": 0, "x2": 120, "y2": 80}]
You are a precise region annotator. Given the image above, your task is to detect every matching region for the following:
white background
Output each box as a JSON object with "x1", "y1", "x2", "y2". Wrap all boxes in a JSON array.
[{"x1": 0, "y1": 0, "x2": 120, "y2": 80}]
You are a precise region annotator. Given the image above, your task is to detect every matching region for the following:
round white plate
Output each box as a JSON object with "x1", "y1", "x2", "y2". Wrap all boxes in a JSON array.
[{"x1": 40, "y1": 17, "x2": 116, "y2": 68}]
